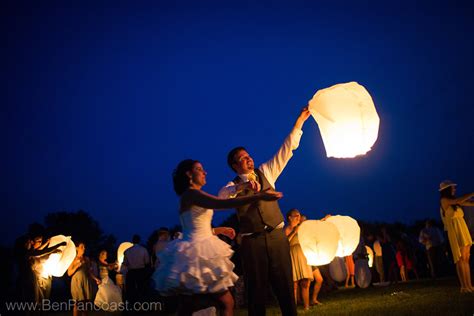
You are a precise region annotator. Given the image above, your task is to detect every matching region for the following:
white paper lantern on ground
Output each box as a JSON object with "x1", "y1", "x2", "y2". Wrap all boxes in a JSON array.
[
  {"x1": 326, "y1": 215, "x2": 360, "y2": 257},
  {"x1": 309, "y1": 82, "x2": 380, "y2": 158},
  {"x1": 329, "y1": 256, "x2": 347, "y2": 283},
  {"x1": 298, "y1": 220, "x2": 340, "y2": 266},
  {"x1": 42, "y1": 235, "x2": 76, "y2": 278},
  {"x1": 355, "y1": 258, "x2": 372, "y2": 288},
  {"x1": 117, "y1": 242, "x2": 133, "y2": 270},
  {"x1": 365, "y1": 245, "x2": 374, "y2": 268}
]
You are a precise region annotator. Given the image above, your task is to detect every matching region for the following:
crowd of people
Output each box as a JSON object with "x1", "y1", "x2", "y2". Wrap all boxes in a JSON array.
[{"x1": 9, "y1": 105, "x2": 474, "y2": 315}]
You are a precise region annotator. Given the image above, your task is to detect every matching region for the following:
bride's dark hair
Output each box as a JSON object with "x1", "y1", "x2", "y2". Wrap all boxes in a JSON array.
[{"x1": 173, "y1": 159, "x2": 198, "y2": 195}]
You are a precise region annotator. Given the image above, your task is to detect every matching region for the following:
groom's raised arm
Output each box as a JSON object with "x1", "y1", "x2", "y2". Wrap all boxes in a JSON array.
[{"x1": 259, "y1": 106, "x2": 310, "y2": 188}]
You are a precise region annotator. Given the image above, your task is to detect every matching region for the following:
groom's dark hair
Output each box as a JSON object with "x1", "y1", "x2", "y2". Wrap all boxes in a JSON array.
[{"x1": 227, "y1": 146, "x2": 247, "y2": 173}]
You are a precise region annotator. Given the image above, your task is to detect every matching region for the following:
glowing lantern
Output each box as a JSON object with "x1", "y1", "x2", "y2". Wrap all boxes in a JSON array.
[
  {"x1": 117, "y1": 242, "x2": 133, "y2": 270},
  {"x1": 365, "y1": 245, "x2": 374, "y2": 268},
  {"x1": 309, "y1": 82, "x2": 380, "y2": 158},
  {"x1": 42, "y1": 235, "x2": 76, "y2": 278},
  {"x1": 326, "y1": 215, "x2": 360, "y2": 257},
  {"x1": 329, "y1": 257, "x2": 347, "y2": 282},
  {"x1": 298, "y1": 220, "x2": 340, "y2": 266}
]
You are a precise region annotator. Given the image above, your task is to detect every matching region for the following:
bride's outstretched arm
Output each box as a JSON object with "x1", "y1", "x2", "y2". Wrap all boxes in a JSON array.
[{"x1": 182, "y1": 188, "x2": 282, "y2": 210}]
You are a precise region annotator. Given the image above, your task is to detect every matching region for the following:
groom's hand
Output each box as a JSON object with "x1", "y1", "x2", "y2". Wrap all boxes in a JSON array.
[
  {"x1": 248, "y1": 180, "x2": 261, "y2": 192},
  {"x1": 295, "y1": 105, "x2": 311, "y2": 129}
]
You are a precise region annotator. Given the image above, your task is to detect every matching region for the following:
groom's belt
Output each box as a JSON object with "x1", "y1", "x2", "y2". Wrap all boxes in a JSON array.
[{"x1": 241, "y1": 222, "x2": 284, "y2": 236}]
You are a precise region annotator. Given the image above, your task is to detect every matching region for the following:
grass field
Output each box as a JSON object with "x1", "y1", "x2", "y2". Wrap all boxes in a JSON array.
[
  {"x1": 238, "y1": 278, "x2": 474, "y2": 316},
  {"x1": 4, "y1": 277, "x2": 473, "y2": 315}
]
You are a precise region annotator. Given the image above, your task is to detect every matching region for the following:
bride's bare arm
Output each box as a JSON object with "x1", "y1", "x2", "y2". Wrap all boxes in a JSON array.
[{"x1": 181, "y1": 189, "x2": 282, "y2": 211}]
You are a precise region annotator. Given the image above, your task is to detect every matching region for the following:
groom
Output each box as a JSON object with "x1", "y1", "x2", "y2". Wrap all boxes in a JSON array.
[{"x1": 219, "y1": 106, "x2": 310, "y2": 316}]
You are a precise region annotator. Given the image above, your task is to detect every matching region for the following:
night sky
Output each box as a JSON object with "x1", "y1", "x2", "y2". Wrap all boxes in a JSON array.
[{"x1": 3, "y1": 1, "x2": 474, "y2": 246}]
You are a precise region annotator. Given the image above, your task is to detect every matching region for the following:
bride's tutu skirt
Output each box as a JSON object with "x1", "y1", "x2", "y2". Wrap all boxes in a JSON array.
[{"x1": 152, "y1": 235, "x2": 238, "y2": 295}]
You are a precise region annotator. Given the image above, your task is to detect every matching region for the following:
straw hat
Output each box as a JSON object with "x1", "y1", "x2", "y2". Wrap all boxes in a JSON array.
[{"x1": 439, "y1": 180, "x2": 457, "y2": 191}]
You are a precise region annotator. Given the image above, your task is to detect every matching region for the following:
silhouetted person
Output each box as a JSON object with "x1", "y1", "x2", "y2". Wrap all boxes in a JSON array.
[
  {"x1": 122, "y1": 234, "x2": 150, "y2": 304},
  {"x1": 419, "y1": 220, "x2": 444, "y2": 278}
]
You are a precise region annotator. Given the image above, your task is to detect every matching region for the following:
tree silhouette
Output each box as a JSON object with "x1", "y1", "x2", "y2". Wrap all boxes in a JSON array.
[{"x1": 43, "y1": 210, "x2": 116, "y2": 258}]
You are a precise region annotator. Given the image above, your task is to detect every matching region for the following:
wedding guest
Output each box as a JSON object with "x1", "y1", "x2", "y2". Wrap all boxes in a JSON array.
[
  {"x1": 153, "y1": 159, "x2": 282, "y2": 316},
  {"x1": 311, "y1": 267, "x2": 324, "y2": 306},
  {"x1": 381, "y1": 227, "x2": 398, "y2": 284},
  {"x1": 344, "y1": 254, "x2": 355, "y2": 288},
  {"x1": 373, "y1": 233, "x2": 385, "y2": 282},
  {"x1": 285, "y1": 209, "x2": 313, "y2": 311},
  {"x1": 68, "y1": 242, "x2": 100, "y2": 316},
  {"x1": 419, "y1": 220, "x2": 444, "y2": 279},
  {"x1": 152, "y1": 230, "x2": 170, "y2": 268},
  {"x1": 122, "y1": 234, "x2": 150, "y2": 303},
  {"x1": 28, "y1": 233, "x2": 66, "y2": 304},
  {"x1": 439, "y1": 180, "x2": 474, "y2": 293},
  {"x1": 219, "y1": 106, "x2": 311, "y2": 316}
]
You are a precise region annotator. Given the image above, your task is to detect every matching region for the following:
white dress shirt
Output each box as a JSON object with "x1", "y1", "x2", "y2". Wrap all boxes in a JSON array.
[
  {"x1": 218, "y1": 127, "x2": 303, "y2": 230},
  {"x1": 122, "y1": 244, "x2": 150, "y2": 270}
]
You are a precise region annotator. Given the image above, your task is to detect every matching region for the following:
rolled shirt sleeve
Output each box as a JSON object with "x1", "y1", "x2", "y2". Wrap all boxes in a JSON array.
[
  {"x1": 218, "y1": 181, "x2": 238, "y2": 199},
  {"x1": 259, "y1": 127, "x2": 303, "y2": 189}
]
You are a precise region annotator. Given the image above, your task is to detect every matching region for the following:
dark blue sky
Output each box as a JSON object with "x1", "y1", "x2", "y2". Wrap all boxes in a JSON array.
[{"x1": 3, "y1": 1, "x2": 474, "y2": 246}]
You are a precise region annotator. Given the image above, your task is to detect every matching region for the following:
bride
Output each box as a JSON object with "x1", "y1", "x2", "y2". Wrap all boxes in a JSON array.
[{"x1": 152, "y1": 159, "x2": 282, "y2": 316}]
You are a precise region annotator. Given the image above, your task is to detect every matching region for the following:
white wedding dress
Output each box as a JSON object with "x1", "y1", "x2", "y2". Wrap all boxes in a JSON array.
[{"x1": 152, "y1": 206, "x2": 238, "y2": 295}]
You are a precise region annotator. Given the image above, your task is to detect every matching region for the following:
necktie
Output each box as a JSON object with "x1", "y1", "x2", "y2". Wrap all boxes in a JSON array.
[{"x1": 247, "y1": 172, "x2": 257, "y2": 182}]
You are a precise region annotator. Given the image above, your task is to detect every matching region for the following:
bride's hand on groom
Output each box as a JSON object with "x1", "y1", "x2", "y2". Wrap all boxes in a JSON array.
[
  {"x1": 213, "y1": 227, "x2": 236, "y2": 240},
  {"x1": 259, "y1": 188, "x2": 283, "y2": 201},
  {"x1": 248, "y1": 180, "x2": 261, "y2": 192}
]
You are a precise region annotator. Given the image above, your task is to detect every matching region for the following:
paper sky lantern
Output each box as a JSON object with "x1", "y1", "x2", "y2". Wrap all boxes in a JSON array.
[
  {"x1": 41, "y1": 235, "x2": 76, "y2": 278},
  {"x1": 355, "y1": 258, "x2": 372, "y2": 288},
  {"x1": 117, "y1": 242, "x2": 133, "y2": 270},
  {"x1": 309, "y1": 82, "x2": 380, "y2": 158},
  {"x1": 298, "y1": 220, "x2": 340, "y2": 266},
  {"x1": 329, "y1": 256, "x2": 347, "y2": 282},
  {"x1": 326, "y1": 215, "x2": 360, "y2": 257},
  {"x1": 365, "y1": 245, "x2": 374, "y2": 268}
]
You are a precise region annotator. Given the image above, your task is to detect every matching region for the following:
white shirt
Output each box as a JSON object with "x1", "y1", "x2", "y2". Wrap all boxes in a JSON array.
[
  {"x1": 122, "y1": 244, "x2": 150, "y2": 270},
  {"x1": 218, "y1": 127, "x2": 303, "y2": 230},
  {"x1": 218, "y1": 127, "x2": 303, "y2": 198}
]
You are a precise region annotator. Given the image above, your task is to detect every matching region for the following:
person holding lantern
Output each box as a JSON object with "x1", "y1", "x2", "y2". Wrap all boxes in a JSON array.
[
  {"x1": 439, "y1": 180, "x2": 474, "y2": 293},
  {"x1": 285, "y1": 209, "x2": 313, "y2": 311},
  {"x1": 219, "y1": 106, "x2": 311, "y2": 316},
  {"x1": 68, "y1": 242, "x2": 101, "y2": 316},
  {"x1": 27, "y1": 234, "x2": 67, "y2": 304}
]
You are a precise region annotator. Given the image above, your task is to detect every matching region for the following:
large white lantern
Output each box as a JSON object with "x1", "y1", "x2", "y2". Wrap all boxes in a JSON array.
[
  {"x1": 117, "y1": 242, "x2": 133, "y2": 270},
  {"x1": 42, "y1": 235, "x2": 76, "y2": 278},
  {"x1": 298, "y1": 220, "x2": 340, "y2": 266},
  {"x1": 326, "y1": 215, "x2": 360, "y2": 257},
  {"x1": 329, "y1": 257, "x2": 347, "y2": 283},
  {"x1": 309, "y1": 82, "x2": 380, "y2": 158}
]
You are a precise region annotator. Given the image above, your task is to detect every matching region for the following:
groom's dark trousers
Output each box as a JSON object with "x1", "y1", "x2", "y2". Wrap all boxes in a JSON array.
[{"x1": 241, "y1": 227, "x2": 296, "y2": 316}]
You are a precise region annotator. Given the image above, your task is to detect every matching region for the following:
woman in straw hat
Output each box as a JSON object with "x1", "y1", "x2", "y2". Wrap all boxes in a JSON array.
[{"x1": 439, "y1": 180, "x2": 474, "y2": 293}]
